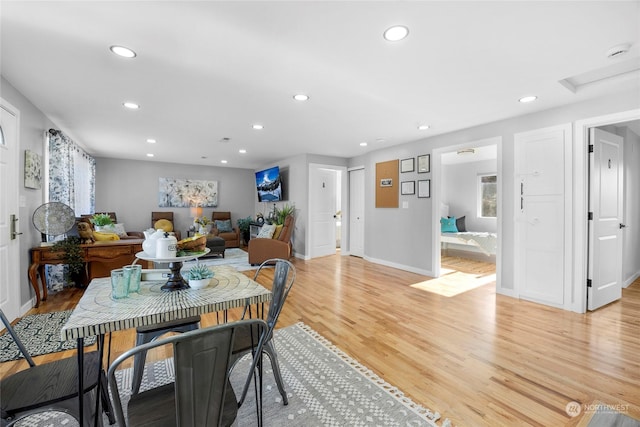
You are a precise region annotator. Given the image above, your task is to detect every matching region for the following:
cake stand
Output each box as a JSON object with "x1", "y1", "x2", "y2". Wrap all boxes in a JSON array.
[{"x1": 135, "y1": 249, "x2": 210, "y2": 291}]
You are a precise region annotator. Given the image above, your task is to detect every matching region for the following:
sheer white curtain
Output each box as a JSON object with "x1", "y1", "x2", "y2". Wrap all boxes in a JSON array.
[
  {"x1": 46, "y1": 129, "x2": 95, "y2": 216},
  {"x1": 45, "y1": 129, "x2": 95, "y2": 290},
  {"x1": 72, "y1": 148, "x2": 95, "y2": 215}
]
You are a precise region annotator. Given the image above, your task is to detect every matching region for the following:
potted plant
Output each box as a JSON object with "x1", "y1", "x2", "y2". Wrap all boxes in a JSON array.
[
  {"x1": 91, "y1": 213, "x2": 114, "y2": 232},
  {"x1": 194, "y1": 216, "x2": 211, "y2": 234},
  {"x1": 187, "y1": 264, "x2": 214, "y2": 289},
  {"x1": 275, "y1": 203, "x2": 295, "y2": 225},
  {"x1": 237, "y1": 216, "x2": 252, "y2": 245},
  {"x1": 51, "y1": 236, "x2": 87, "y2": 286}
]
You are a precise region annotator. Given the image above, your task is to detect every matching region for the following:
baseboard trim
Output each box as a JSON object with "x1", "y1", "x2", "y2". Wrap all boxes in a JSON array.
[
  {"x1": 364, "y1": 256, "x2": 433, "y2": 277},
  {"x1": 624, "y1": 270, "x2": 640, "y2": 288}
]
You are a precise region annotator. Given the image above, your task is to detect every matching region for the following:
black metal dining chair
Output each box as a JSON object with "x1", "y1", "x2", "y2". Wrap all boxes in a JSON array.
[
  {"x1": 107, "y1": 318, "x2": 268, "y2": 427},
  {"x1": 232, "y1": 258, "x2": 296, "y2": 406},
  {"x1": 0, "y1": 309, "x2": 113, "y2": 426}
]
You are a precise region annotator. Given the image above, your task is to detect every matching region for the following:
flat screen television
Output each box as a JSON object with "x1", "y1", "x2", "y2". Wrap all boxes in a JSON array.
[{"x1": 255, "y1": 166, "x2": 283, "y2": 202}]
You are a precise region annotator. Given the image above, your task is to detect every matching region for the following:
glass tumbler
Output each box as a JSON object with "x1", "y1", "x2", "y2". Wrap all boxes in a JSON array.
[
  {"x1": 111, "y1": 269, "x2": 129, "y2": 299},
  {"x1": 124, "y1": 264, "x2": 142, "y2": 293}
]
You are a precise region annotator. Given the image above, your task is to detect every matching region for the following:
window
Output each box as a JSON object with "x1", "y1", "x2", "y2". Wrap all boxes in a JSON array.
[{"x1": 478, "y1": 174, "x2": 497, "y2": 218}]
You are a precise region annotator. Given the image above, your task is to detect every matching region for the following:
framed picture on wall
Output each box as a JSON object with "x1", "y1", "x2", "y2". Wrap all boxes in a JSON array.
[
  {"x1": 401, "y1": 180, "x2": 415, "y2": 195},
  {"x1": 400, "y1": 158, "x2": 415, "y2": 173},
  {"x1": 418, "y1": 179, "x2": 430, "y2": 198},
  {"x1": 417, "y1": 154, "x2": 430, "y2": 173}
]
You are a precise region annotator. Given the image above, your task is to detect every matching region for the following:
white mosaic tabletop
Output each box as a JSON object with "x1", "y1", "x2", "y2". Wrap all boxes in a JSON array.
[{"x1": 61, "y1": 265, "x2": 271, "y2": 340}]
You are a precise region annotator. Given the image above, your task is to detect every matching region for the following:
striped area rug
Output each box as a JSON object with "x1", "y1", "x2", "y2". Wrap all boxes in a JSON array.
[{"x1": 13, "y1": 323, "x2": 447, "y2": 426}]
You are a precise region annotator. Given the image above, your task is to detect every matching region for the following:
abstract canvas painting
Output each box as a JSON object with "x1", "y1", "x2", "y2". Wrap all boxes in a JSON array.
[
  {"x1": 158, "y1": 178, "x2": 218, "y2": 207},
  {"x1": 24, "y1": 149, "x2": 42, "y2": 189}
]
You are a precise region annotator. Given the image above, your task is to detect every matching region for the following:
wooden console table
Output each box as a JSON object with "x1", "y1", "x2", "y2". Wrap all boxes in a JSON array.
[{"x1": 29, "y1": 239, "x2": 151, "y2": 307}]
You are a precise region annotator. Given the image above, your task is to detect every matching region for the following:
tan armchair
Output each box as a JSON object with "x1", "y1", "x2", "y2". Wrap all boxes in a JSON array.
[
  {"x1": 209, "y1": 211, "x2": 240, "y2": 248},
  {"x1": 248, "y1": 215, "x2": 294, "y2": 265}
]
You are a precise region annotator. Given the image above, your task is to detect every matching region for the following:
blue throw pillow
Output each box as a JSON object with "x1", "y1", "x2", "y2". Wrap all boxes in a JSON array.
[
  {"x1": 215, "y1": 219, "x2": 233, "y2": 232},
  {"x1": 440, "y1": 217, "x2": 458, "y2": 233}
]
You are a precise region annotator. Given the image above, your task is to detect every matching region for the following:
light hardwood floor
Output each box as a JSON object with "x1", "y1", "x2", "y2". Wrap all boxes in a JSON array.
[{"x1": 2, "y1": 254, "x2": 639, "y2": 426}]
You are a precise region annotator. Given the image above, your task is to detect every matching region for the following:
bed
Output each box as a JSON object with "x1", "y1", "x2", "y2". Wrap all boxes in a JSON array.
[
  {"x1": 441, "y1": 231, "x2": 497, "y2": 256},
  {"x1": 440, "y1": 203, "x2": 497, "y2": 257}
]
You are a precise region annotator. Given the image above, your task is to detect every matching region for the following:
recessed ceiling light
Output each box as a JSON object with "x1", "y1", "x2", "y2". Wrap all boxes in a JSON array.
[
  {"x1": 417, "y1": 125, "x2": 430, "y2": 130},
  {"x1": 293, "y1": 94, "x2": 309, "y2": 101},
  {"x1": 519, "y1": 96, "x2": 537, "y2": 103},
  {"x1": 123, "y1": 102, "x2": 140, "y2": 109},
  {"x1": 384, "y1": 26, "x2": 409, "y2": 42},
  {"x1": 239, "y1": 149, "x2": 247, "y2": 154},
  {"x1": 360, "y1": 142, "x2": 368, "y2": 147},
  {"x1": 252, "y1": 124, "x2": 264, "y2": 130},
  {"x1": 109, "y1": 45, "x2": 136, "y2": 58},
  {"x1": 220, "y1": 160, "x2": 228, "y2": 164},
  {"x1": 146, "y1": 153, "x2": 154, "y2": 157},
  {"x1": 146, "y1": 138, "x2": 156, "y2": 143}
]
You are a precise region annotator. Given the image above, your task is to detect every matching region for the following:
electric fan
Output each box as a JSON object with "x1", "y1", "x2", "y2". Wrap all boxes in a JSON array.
[{"x1": 32, "y1": 202, "x2": 76, "y2": 244}]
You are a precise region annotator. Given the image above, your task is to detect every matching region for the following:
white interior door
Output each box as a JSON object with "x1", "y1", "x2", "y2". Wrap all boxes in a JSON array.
[
  {"x1": 349, "y1": 168, "x2": 364, "y2": 257},
  {"x1": 1, "y1": 99, "x2": 21, "y2": 322},
  {"x1": 514, "y1": 125, "x2": 570, "y2": 307},
  {"x1": 309, "y1": 165, "x2": 337, "y2": 258},
  {"x1": 588, "y1": 128, "x2": 624, "y2": 310}
]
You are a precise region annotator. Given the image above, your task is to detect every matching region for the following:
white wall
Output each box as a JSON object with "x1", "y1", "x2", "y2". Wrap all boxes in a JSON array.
[
  {"x1": 95, "y1": 157, "x2": 256, "y2": 235},
  {"x1": 254, "y1": 153, "x2": 347, "y2": 258},
  {"x1": 442, "y1": 159, "x2": 497, "y2": 233},
  {"x1": 349, "y1": 89, "x2": 640, "y2": 289}
]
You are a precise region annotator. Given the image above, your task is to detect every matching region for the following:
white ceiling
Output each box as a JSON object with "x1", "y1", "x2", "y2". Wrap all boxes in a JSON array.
[{"x1": 2, "y1": 1, "x2": 639, "y2": 170}]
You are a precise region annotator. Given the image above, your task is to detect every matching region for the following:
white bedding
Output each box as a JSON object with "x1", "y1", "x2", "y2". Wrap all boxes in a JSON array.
[{"x1": 441, "y1": 231, "x2": 497, "y2": 256}]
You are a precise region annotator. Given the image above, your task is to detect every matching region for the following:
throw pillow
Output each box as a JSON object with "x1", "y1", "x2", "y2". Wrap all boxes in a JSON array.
[
  {"x1": 154, "y1": 219, "x2": 173, "y2": 232},
  {"x1": 440, "y1": 217, "x2": 458, "y2": 233},
  {"x1": 273, "y1": 224, "x2": 284, "y2": 240},
  {"x1": 256, "y1": 224, "x2": 276, "y2": 239},
  {"x1": 113, "y1": 223, "x2": 128, "y2": 238},
  {"x1": 455, "y1": 216, "x2": 467, "y2": 232},
  {"x1": 215, "y1": 219, "x2": 233, "y2": 233}
]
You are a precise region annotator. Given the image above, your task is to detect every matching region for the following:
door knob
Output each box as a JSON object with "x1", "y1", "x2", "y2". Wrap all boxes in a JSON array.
[{"x1": 620, "y1": 223, "x2": 626, "y2": 229}]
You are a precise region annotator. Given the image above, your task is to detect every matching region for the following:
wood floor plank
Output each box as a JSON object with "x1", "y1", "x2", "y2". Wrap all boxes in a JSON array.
[{"x1": 2, "y1": 253, "x2": 639, "y2": 426}]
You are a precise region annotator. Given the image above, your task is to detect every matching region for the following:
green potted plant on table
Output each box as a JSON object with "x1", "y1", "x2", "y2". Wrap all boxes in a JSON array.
[
  {"x1": 91, "y1": 213, "x2": 114, "y2": 232},
  {"x1": 187, "y1": 264, "x2": 214, "y2": 289}
]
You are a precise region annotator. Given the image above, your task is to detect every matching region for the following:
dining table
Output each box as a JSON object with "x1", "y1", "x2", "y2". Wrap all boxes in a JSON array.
[{"x1": 61, "y1": 265, "x2": 272, "y2": 425}]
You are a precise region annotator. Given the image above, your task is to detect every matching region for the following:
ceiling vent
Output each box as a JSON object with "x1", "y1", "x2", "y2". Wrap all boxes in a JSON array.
[{"x1": 607, "y1": 43, "x2": 631, "y2": 58}]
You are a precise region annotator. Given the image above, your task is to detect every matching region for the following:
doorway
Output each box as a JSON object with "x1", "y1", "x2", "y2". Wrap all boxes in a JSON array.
[
  {"x1": 574, "y1": 110, "x2": 640, "y2": 312},
  {"x1": 307, "y1": 163, "x2": 346, "y2": 259},
  {"x1": 432, "y1": 136, "x2": 502, "y2": 293},
  {"x1": 0, "y1": 98, "x2": 21, "y2": 322},
  {"x1": 587, "y1": 121, "x2": 640, "y2": 310}
]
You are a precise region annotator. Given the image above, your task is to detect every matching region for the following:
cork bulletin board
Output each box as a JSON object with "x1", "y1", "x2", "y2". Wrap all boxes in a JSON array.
[{"x1": 375, "y1": 159, "x2": 399, "y2": 208}]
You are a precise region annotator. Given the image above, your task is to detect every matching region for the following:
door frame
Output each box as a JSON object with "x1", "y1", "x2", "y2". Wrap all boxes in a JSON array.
[
  {"x1": 431, "y1": 136, "x2": 503, "y2": 293},
  {"x1": 347, "y1": 166, "x2": 365, "y2": 257},
  {"x1": 306, "y1": 163, "x2": 348, "y2": 259},
  {"x1": 0, "y1": 97, "x2": 22, "y2": 322},
  {"x1": 574, "y1": 108, "x2": 640, "y2": 313}
]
